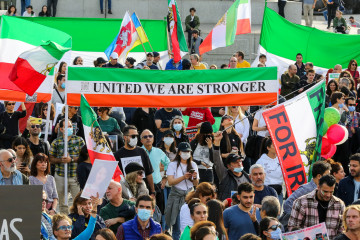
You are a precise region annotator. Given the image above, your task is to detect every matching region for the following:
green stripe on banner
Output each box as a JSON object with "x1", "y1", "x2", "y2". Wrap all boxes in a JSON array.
[
  {"x1": 68, "y1": 67, "x2": 277, "y2": 83},
  {"x1": 306, "y1": 81, "x2": 326, "y2": 180},
  {"x1": 239, "y1": 0, "x2": 248, "y2": 3},
  {"x1": 225, "y1": 0, "x2": 239, "y2": 46},
  {"x1": 20, "y1": 17, "x2": 168, "y2": 52}
]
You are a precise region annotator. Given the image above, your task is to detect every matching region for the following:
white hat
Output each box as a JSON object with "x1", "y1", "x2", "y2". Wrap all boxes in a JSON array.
[{"x1": 110, "y1": 52, "x2": 118, "y2": 59}]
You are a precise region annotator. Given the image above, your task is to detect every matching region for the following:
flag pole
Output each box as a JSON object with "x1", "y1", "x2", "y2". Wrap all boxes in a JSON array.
[
  {"x1": 134, "y1": 11, "x2": 154, "y2": 52},
  {"x1": 132, "y1": 16, "x2": 148, "y2": 57},
  {"x1": 44, "y1": 101, "x2": 52, "y2": 142},
  {"x1": 64, "y1": 66, "x2": 69, "y2": 206},
  {"x1": 165, "y1": 16, "x2": 171, "y2": 59}
]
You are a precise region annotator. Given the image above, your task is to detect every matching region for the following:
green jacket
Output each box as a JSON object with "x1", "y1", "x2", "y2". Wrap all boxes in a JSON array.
[
  {"x1": 180, "y1": 226, "x2": 191, "y2": 240},
  {"x1": 333, "y1": 17, "x2": 347, "y2": 28},
  {"x1": 185, "y1": 15, "x2": 200, "y2": 31}
]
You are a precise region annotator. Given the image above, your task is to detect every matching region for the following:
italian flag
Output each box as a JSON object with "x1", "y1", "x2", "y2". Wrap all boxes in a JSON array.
[
  {"x1": 0, "y1": 16, "x2": 71, "y2": 102},
  {"x1": 168, "y1": 0, "x2": 188, "y2": 63},
  {"x1": 66, "y1": 66, "x2": 278, "y2": 107},
  {"x1": 262, "y1": 81, "x2": 326, "y2": 195},
  {"x1": 10, "y1": 41, "x2": 70, "y2": 96},
  {"x1": 253, "y1": 7, "x2": 360, "y2": 75},
  {"x1": 199, "y1": 0, "x2": 251, "y2": 55},
  {"x1": 80, "y1": 94, "x2": 122, "y2": 182}
]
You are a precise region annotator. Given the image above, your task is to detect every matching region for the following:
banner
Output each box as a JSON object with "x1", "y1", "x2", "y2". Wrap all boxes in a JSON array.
[
  {"x1": 263, "y1": 81, "x2": 325, "y2": 195},
  {"x1": 281, "y1": 222, "x2": 329, "y2": 240},
  {"x1": 66, "y1": 67, "x2": 278, "y2": 107},
  {"x1": 0, "y1": 185, "x2": 43, "y2": 239}
]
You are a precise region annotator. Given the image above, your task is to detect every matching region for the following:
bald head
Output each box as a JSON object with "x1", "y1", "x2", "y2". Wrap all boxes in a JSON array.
[
  {"x1": 288, "y1": 64, "x2": 297, "y2": 76},
  {"x1": 106, "y1": 180, "x2": 122, "y2": 202},
  {"x1": 229, "y1": 57, "x2": 238, "y2": 69},
  {"x1": 141, "y1": 129, "x2": 154, "y2": 147},
  {"x1": 334, "y1": 64, "x2": 342, "y2": 73}
]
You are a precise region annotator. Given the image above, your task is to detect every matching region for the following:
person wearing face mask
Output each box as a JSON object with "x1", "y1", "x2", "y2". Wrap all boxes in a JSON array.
[
  {"x1": 288, "y1": 175, "x2": 345, "y2": 239},
  {"x1": 116, "y1": 195, "x2": 161, "y2": 240},
  {"x1": 165, "y1": 142, "x2": 199, "y2": 240},
  {"x1": 345, "y1": 97, "x2": 360, "y2": 155},
  {"x1": 155, "y1": 108, "x2": 183, "y2": 146},
  {"x1": 52, "y1": 74, "x2": 66, "y2": 105},
  {"x1": 114, "y1": 125, "x2": 156, "y2": 198},
  {"x1": 170, "y1": 115, "x2": 189, "y2": 146},
  {"x1": 49, "y1": 119, "x2": 85, "y2": 214},
  {"x1": 259, "y1": 217, "x2": 282, "y2": 240}
]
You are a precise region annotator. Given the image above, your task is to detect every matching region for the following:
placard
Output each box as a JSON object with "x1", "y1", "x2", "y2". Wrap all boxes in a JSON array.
[
  {"x1": 281, "y1": 222, "x2": 329, "y2": 240},
  {"x1": 120, "y1": 156, "x2": 143, "y2": 177},
  {"x1": 0, "y1": 185, "x2": 43, "y2": 240}
]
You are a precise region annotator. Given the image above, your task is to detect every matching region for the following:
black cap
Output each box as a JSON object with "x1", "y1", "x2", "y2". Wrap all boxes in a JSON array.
[
  {"x1": 182, "y1": 59, "x2": 191, "y2": 70},
  {"x1": 200, "y1": 121, "x2": 213, "y2": 134},
  {"x1": 125, "y1": 162, "x2": 145, "y2": 175},
  {"x1": 178, "y1": 142, "x2": 192, "y2": 152},
  {"x1": 163, "y1": 130, "x2": 174, "y2": 137},
  {"x1": 192, "y1": 29, "x2": 199, "y2": 35},
  {"x1": 96, "y1": 57, "x2": 107, "y2": 64},
  {"x1": 147, "y1": 52, "x2": 154, "y2": 57},
  {"x1": 153, "y1": 52, "x2": 160, "y2": 57},
  {"x1": 126, "y1": 57, "x2": 136, "y2": 65},
  {"x1": 226, "y1": 154, "x2": 243, "y2": 165}
]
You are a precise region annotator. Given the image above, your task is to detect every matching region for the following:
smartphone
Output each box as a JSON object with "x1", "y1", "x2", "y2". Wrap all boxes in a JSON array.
[
  {"x1": 189, "y1": 169, "x2": 195, "y2": 174},
  {"x1": 21, "y1": 162, "x2": 26, "y2": 167}
]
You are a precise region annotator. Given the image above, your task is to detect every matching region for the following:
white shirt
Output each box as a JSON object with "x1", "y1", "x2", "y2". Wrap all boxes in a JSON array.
[
  {"x1": 234, "y1": 115, "x2": 250, "y2": 144},
  {"x1": 166, "y1": 161, "x2": 199, "y2": 191},
  {"x1": 22, "y1": 11, "x2": 36, "y2": 17},
  {"x1": 256, "y1": 153, "x2": 284, "y2": 185},
  {"x1": 193, "y1": 144, "x2": 213, "y2": 170},
  {"x1": 180, "y1": 203, "x2": 194, "y2": 232},
  {"x1": 254, "y1": 110, "x2": 269, "y2": 137}
]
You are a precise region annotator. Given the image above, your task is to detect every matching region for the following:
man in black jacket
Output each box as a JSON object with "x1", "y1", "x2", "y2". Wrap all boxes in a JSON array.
[
  {"x1": 213, "y1": 132, "x2": 250, "y2": 200},
  {"x1": 337, "y1": 153, "x2": 360, "y2": 206}
]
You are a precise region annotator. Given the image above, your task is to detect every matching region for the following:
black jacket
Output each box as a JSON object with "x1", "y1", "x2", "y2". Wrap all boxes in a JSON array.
[
  {"x1": 336, "y1": 175, "x2": 360, "y2": 206},
  {"x1": 68, "y1": 213, "x2": 106, "y2": 240}
]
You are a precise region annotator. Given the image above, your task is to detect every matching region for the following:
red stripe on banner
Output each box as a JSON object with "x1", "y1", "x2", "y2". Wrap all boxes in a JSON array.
[
  {"x1": 67, "y1": 92, "x2": 278, "y2": 107},
  {"x1": 263, "y1": 105, "x2": 307, "y2": 196},
  {"x1": 9, "y1": 58, "x2": 46, "y2": 96},
  {"x1": 87, "y1": 149, "x2": 122, "y2": 182},
  {"x1": 199, "y1": 30, "x2": 213, "y2": 55},
  {"x1": 17, "y1": 103, "x2": 35, "y2": 133},
  {"x1": 0, "y1": 62, "x2": 24, "y2": 92},
  {"x1": 236, "y1": 19, "x2": 251, "y2": 35}
]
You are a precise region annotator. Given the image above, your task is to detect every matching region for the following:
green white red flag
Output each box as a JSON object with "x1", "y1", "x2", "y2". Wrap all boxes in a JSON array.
[
  {"x1": 262, "y1": 81, "x2": 326, "y2": 196},
  {"x1": 80, "y1": 94, "x2": 122, "y2": 182},
  {"x1": 199, "y1": 0, "x2": 251, "y2": 55},
  {"x1": 167, "y1": 0, "x2": 188, "y2": 63}
]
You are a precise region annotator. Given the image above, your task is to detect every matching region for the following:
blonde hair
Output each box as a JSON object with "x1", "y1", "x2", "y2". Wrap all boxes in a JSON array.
[
  {"x1": 125, "y1": 171, "x2": 139, "y2": 197},
  {"x1": 227, "y1": 107, "x2": 246, "y2": 126},
  {"x1": 343, "y1": 205, "x2": 360, "y2": 231},
  {"x1": 52, "y1": 214, "x2": 71, "y2": 233}
]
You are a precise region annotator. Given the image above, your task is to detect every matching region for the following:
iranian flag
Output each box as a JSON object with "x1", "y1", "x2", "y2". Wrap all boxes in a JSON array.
[
  {"x1": 0, "y1": 16, "x2": 71, "y2": 102},
  {"x1": 253, "y1": 7, "x2": 360, "y2": 75},
  {"x1": 10, "y1": 41, "x2": 70, "y2": 96},
  {"x1": 80, "y1": 94, "x2": 122, "y2": 182},
  {"x1": 199, "y1": 0, "x2": 251, "y2": 55},
  {"x1": 262, "y1": 81, "x2": 326, "y2": 195},
  {"x1": 168, "y1": 0, "x2": 188, "y2": 63}
]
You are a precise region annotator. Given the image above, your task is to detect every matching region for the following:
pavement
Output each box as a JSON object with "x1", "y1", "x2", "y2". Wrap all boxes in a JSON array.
[{"x1": 305, "y1": 14, "x2": 360, "y2": 34}]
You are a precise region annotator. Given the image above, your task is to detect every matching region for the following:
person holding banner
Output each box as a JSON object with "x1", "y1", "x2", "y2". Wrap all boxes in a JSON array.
[{"x1": 288, "y1": 175, "x2": 345, "y2": 239}]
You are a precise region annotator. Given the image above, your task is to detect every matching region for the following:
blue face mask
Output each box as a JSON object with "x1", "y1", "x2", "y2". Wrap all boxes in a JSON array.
[
  {"x1": 67, "y1": 128, "x2": 73, "y2": 137},
  {"x1": 61, "y1": 83, "x2": 65, "y2": 89},
  {"x1": 270, "y1": 228, "x2": 282, "y2": 240},
  {"x1": 349, "y1": 106, "x2": 356, "y2": 112},
  {"x1": 173, "y1": 124, "x2": 182, "y2": 131},
  {"x1": 233, "y1": 167, "x2": 243, "y2": 173},
  {"x1": 137, "y1": 209, "x2": 152, "y2": 221},
  {"x1": 338, "y1": 103, "x2": 344, "y2": 108}
]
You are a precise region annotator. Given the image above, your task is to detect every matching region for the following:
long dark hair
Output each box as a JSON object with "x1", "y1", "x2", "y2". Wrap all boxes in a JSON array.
[
  {"x1": 174, "y1": 149, "x2": 193, "y2": 172},
  {"x1": 260, "y1": 217, "x2": 279, "y2": 240},
  {"x1": 7, "y1": 5, "x2": 16, "y2": 14},
  {"x1": 159, "y1": 134, "x2": 177, "y2": 154},
  {"x1": 77, "y1": 145, "x2": 89, "y2": 163},
  {"x1": 326, "y1": 80, "x2": 339, "y2": 96},
  {"x1": 207, "y1": 199, "x2": 228, "y2": 240},
  {"x1": 58, "y1": 62, "x2": 67, "y2": 74},
  {"x1": 12, "y1": 137, "x2": 32, "y2": 165},
  {"x1": 260, "y1": 137, "x2": 272, "y2": 155},
  {"x1": 30, "y1": 153, "x2": 50, "y2": 176},
  {"x1": 194, "y1": 132, "x2": 214, "y2": 146},
  {"x1": 219, "y1": 118, "x2": 241, "y2": 153}
]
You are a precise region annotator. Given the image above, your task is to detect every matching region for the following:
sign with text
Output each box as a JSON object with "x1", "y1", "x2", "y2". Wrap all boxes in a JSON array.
[
  {"x1": 281, "y1": 222, "x2": 329, "y2": 240},
  {"x1": 0, "y1": 185, "x2": 42, "y2": 240}
]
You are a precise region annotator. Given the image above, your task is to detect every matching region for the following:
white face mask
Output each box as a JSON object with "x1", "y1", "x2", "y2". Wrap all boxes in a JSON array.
[
  {"x1": 128, "y1": 137, "x2": 138, "y2": 147},
  {"x1": 180, "y1": 152, "x2": 191, "y2": 160},
  {"x1": 164, "y1": 137, "x2": 174, "y2": 146}
]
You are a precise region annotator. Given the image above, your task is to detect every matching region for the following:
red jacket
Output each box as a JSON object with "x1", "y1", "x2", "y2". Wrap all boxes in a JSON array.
[{"x1": 181, "y1": 108, "x2": 215, "y2": 127}]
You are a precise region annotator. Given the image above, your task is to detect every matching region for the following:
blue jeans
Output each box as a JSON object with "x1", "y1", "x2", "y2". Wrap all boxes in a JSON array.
[
  {"x1": 21, "y1": 0, "x2": 31, "y2": 16},
  {"x1": 100, "y1": 0, "x2": 111, "y2": 11},
  {"x1": 172, "y1": 214, "x2": 181, "y2": 240}
]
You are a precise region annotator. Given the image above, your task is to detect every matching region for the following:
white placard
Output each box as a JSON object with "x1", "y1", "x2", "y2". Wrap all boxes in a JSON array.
[
  {"x1": 81, "y1": 159, "x2": 118, "y2": 199},
  {"x1": 120, "y1": 156, "x2": 143, "y2": 177},
  {"x1": 54, "y1": 103, "x2": 65, "y2": 126}
]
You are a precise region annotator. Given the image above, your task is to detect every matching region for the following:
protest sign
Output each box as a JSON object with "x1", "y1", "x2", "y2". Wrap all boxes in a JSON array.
[
  {"x1": 186, "y1": 126, "x2": 199, "y2": 142},
  {"x1": 0, "y1": 185, "x2": 43, "y2": 240},
  {"x1": 328, "y1": 73, "x2": 340, "y2": 82},
  {"x1": 281, "y1": 222, "x2": 329, "y2": 240},
  {"x1": 81, "y1": 159, "x2": 118, "y2": 199},
  {"x1": 120, "y1": 156, "x2": 143, "y2": 177},
  {"x1": 54, "y1": 103, "x2": 65, "y2": 126}
]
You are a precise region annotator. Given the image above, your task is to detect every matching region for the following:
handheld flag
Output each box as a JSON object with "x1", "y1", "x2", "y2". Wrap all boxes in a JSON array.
[
  {"x1": 131, "y1": 12, "x2": 149, "y2": 48},
  {"x1": 80, "y1": 94, "x2": 123, "y2": 182},
  {"x1": 199, "y1": 0, "x2": 251, "y2": 55}
]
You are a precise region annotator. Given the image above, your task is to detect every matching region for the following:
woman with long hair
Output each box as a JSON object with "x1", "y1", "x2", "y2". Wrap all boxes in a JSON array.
[
  {"x1": 159, "y1": 130, "x2": 177, "y2": 161},
  {"x1": 325, "y1": 158, "x2": 345, "y2": 195},
  {"x1": 30, "y1": 153, "x2": 58, "y2": 214},
  {"x1": 180, "y1": 199, "x2": 209, "y2": 240},
  {"x1": 40, "y1": 103, "x2": 56, "y2": 121},
  {"x1": 219, "y1": 115, "x2": 242, "y2": 161},
  {"x1": 12, "y1": 136, "x2": 32, "y2": 176},
  {"x1": 346, "y1": 59, "x2": 359, "y2": 83},
  {"x1": 120, "y1": 162, "x2": 149, "y2": 201},
  {"x1": 190, "y1": 221, "x2": 217, "y2": 240},
  {"x1": 348, "y1": 78, "x2": 357, "y2": 98},
  {"x1": 206, "y1": 200, "x2": 228, "y2": 240},
  {"x1": 326, "y1": 80, "x2": 339, "y2": 97},
  {"x1": 259, "y1": 217, "x2": 282, "y2": 240},
  {"x1": 180, "y1": 182, "x2": 216, "y2": 232},
  {"x1": 39, "y1": 5, "x2": 51, "y2": 16},
  {"x1": 165, "y1": 142, "x2": 199, "y2": 240},
  {"x1": 170, "y1": 116, "x2": 189, "y2": 146},
  {"x1": 73, "y1": 56, "x2": 83, "y2": 66},
  {"x1": 227, "y1": 106, "x2": 250, "y2": 145},
  {"x1": 6, "y1": 5, "x2": 16, "y2": 16}
]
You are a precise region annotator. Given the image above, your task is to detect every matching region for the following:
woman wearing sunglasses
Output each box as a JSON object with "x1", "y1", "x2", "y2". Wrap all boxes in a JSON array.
[
  {"x1": 259, "y1": 217, "x2": 282, "y2": 240},
  {"x1": 120, "y1": 162, "x2": 149, "y2": 201},
  {"x1": 41, "y1": 191, "x2": 56, "y2": 240},
  {"x1": 0, "y1": 101, "x2": 26, "y2": 149},
  {"x1": 346, "y1": 59, "x2": 359, "y2": 83},
  {"x1": 52, "y1": 195, "x2": 100, "y2": 240}
]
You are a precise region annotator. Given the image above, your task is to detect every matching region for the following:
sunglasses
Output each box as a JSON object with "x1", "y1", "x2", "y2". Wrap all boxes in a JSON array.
[
  {"x1": 267, "y1": 224, "x2": 281, "y2": 231},
  {"x1": 1, "y1": 156, "x2": 16, "y2": 163},
  {"x1": 57, "y1": 225, "x2": 73, "y2": 231},
  {"x1": 126, "y1": 134, "x2": 138, "y2": 139},
  {"x1": 352, "y1": 63, "x2": 357, "y2": 66},
  {"x1": 43, "y1": 109, "x2": 48, "y2": 111},
  {"x1": 349, "y1": 104, "x2": 356, "y2": 106},
  {"x1": 31, "y1": 125, "x2": 41, "y2": 129},
  {"x1": 42, "y1": 198, "x2": 49, "y2": 204},
  {"x1": 137, "y1": 170, "x2": 144, "y2": 176},
  {"x1": 142, "y1": 135, "x2": 153, "y2": 139},
  {"x1": 7, "y1": 103, "x2": 15, "y2": 106}
]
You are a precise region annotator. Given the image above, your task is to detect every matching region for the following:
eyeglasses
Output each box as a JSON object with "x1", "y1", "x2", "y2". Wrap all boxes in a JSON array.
[
  {"x1": 126, "y1": 134, "x2": 138, "y2": 139},
  {"x1": 57, "y1": 225, "x2": 73, "y2": 231},
  {"x1": 267, "y1": 224, "x2": 281, "y2": 231},
  {"x1": 142, "y1": 135, "x2": 153, "y2": 139},
  {"x1": 31, "y1": 125, "x2": 41, "y2": 129},
  {"x1": 349, "y1": 104, "x2": 356, "y2": 106},
  {"x1": 352, "y1": 63, "x2": 357, "y2": 66},
  {"x1": 7, "y1": 103, "x2": 15, "y2": 106},
  {"x1": 42, "y1": 198, "x2": 49, "y2": 204},
  {"x1": 1, "y1": 156, "x2": 16, "y2": 163},
  {"x1": 43, "y1": 109, "x2": 48, "y2": 111},
  {"x1": 137, "y1": 170, "x2": 144, "y2": 176}
]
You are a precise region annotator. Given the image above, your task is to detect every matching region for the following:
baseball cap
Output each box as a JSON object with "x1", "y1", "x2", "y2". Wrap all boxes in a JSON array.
[
  {"x1": 110, "y1": 52, "x2": 118, "y2": 59},
  {"x1": 226, "y1": 154, "x2": 243, "y2": 165},
  {"x1": 153, "y1": 52, "x2": 160, "y2": 57},
  {"x1": 178, "y1": 142, "x2": 192, "y2": 152},
  {"x1": 147, "y1": 52, "x2": 154, "y2": 57}
]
